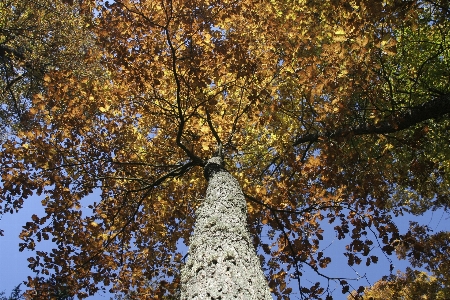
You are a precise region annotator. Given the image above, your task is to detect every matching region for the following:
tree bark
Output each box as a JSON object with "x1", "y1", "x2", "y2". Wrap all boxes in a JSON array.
[{"x1": 180, "y1": 156, "x2": 272, "y2": 299}]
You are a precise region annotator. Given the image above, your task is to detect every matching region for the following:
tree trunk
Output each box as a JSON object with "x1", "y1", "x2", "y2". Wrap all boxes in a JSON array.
[{"x1": 180, "y1": 156, "x2": 272, "y2": 299}]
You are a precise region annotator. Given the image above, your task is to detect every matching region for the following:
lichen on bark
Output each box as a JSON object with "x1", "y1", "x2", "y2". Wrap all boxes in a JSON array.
[{"x1": 180, "y1": 156, "x2": 272, "y2": 299}]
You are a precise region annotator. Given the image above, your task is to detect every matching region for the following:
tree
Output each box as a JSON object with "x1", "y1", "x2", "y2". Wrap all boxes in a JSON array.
[
  {"x1": 0, "y1": 0, "x2": 449, "y2": 299},
  {"x1": 0, "y1": 284, "x2": 23, "y2": 300},
  {"x1": 352, "y1": 268, "x2": 450, "y2": 300},
  {"x1": 0, "y1": 281, "x2": 73, "y2": 300},
  {"x1": 180, "y1": 154, "x2": 272, "y2": 299},
  {"x1": 394, "y1": 223, "x2": 450, "y2": 289},
  {"x1": 0, "y1": 0, "x2": 101, "y2": 140}
]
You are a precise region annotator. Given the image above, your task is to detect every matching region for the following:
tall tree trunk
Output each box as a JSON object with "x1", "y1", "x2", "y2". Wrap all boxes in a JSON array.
[{"x1": 180, "y1": 156, "x2": 272, "y2": 299}]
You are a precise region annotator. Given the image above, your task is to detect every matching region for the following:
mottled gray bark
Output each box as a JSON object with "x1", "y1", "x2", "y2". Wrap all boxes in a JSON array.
[{"x1": 180, "y1": 156, "x2": 272, "y2": 300}]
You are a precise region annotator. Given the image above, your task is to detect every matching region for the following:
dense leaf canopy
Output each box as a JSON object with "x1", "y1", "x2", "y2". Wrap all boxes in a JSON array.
[
  {"x1": 0, "y1": 0, "x2": 98, "y2": 139},
  {"x1": 1, "y1": 0, "x2": 449, "y2": 299}
]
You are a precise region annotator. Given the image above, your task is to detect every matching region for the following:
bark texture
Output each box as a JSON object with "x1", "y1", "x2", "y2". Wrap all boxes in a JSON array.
[{"x1": 180, "y1": 156, "x2": 272, "y2": 300}]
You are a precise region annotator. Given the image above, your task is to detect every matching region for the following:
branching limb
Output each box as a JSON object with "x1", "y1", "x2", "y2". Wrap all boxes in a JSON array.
[
  {"x1": 77, "y1": 160, "x2": 198, "y2": 270},
  {"x1": 293, "y1": 94, "x2": 450, "y2": 146},
  {"x1": 244, "y1": 193, "x2": 343, "y2": 215},
  {"x1": 205, "y1": 106, "x2": 222, "y2": 147}
]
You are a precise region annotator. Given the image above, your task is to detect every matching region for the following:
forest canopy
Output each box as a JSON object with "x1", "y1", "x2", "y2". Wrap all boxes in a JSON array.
[{"x1": 1, "y1": 0, "x2": 449, "y2": 299}]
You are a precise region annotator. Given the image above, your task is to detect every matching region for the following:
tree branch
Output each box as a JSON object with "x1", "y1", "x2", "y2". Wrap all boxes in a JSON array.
[
  {"x1": 293, "y1": 94, "x2": 450, "y2": 146},
  {"x1": 161, "y1": 21, "x2": 205, "y2": 167},
  {"x1": 205, "y1": 106, "x2": 222, "y2": 147}
]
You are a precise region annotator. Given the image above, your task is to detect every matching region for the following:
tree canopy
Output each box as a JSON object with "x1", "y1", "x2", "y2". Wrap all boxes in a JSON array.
[
  {"x1": 0, "y1": 0, "x2": 449, "y2": 299},
  {"x1": 0, "y1": 0, "x2": 99, "y2": 139}
]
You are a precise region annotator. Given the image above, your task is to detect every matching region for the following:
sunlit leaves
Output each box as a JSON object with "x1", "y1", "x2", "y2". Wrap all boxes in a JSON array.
[
  {"x1": 0, "y1": 0, "x2": 449, "y2": 299},
  {"x1": 0, "y1": 0, "x2": 99, "y2": 139},
  {"x1": 358, "y1": 269, "x2": 450, "y2": 300}
]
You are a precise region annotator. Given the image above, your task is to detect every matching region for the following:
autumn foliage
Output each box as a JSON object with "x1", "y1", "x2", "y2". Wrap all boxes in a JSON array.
[
  {"x1": 355, "y1": 268, "x2": 450, "y2": 299},
  {"x1": 1, "y1": 0, "x2": 449, "y2": 299}
]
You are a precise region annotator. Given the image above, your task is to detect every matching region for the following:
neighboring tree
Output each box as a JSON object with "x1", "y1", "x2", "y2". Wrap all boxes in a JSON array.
[
  {"x1": 26, "y1": 276, "x2": 75, "y2": 300},
  {"x1": 350, "y1": 268, "x2": 450, "y2": 300},
  {"x1": 394, "y1": 223, "x2": 450, "y2": 289},
  {"x1": 0, "y1": 0, "x2": 101, "y2": 140},
  {"x1": 0, "y1": 281, "x2": 74, "y2": 300},
  {"x1": 0, "y1": 0, "x2": 449, "y2": 299},
  {"x1": 0, "y1": 284, "x2": 23, "y2": 300}
]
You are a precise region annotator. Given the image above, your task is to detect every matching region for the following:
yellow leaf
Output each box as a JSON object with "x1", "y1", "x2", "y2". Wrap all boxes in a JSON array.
[
  {"x1": 334, "y1": 28, "x2": 347, "y2": 42},
  {"x1": 43, "y1": 74, "x2": 51, "y2": 82},
  {"x1": 334, "y1": 35, "x2": 347, "y2": 42},
  {"x1": 384, "y1": 143, "x2": 394, "y2": 152},
  {"x1": 335, "y1": 29, "x2": 345, "y2": 35},
  {"x1": 99, "y1": 104, "x2": 110, "y2": 112},
  {"x1": 202, "y1": 142, "x2": 210, "y2": 151},
  {"x1": 200, "y1": 125, "x2": 209, "y2": 133}
]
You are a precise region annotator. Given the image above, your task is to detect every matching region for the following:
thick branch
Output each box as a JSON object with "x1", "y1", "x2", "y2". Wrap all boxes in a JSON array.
[
  {"x1": 164, "y1": 26, "x2": 205, "y2": 167},
  {"x1": 205, "y1": 107, "x2": 222, "y2": 146},
  {"x1": 293, "y1": 95, "x2": 450, "y2": 146}
]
